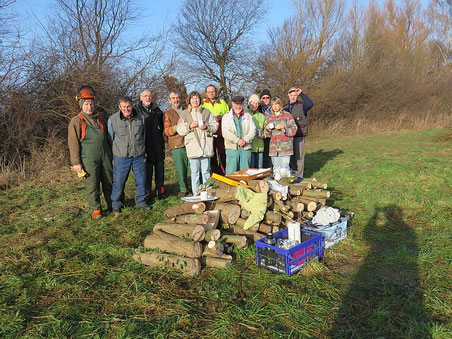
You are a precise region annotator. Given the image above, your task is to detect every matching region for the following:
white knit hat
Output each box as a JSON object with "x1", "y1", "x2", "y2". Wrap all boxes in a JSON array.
[{"x1": 248, "y1": 94, "x2": 260, "y2": 104}]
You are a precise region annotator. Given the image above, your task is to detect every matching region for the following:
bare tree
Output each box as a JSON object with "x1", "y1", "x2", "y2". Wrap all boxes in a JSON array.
[{"x1": 172, "y1": 0, "x2": 267, "y2": 102}]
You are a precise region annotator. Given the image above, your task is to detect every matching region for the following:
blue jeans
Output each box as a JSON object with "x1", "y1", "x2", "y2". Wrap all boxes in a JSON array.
[
  {"x1": 225, "y1": 148, "x2": 251, "y2": 174},
  {"x1": 250, "y1": 152, "x2": 264, "y2": 169},
  {"x1": 189, "y1": 157, "x2": 210, "y2": 194},
  {"x1": 111, "y1": 154, "x2": 148, "y2": 209},
  {"x1": 271, "y1": 155, "x2": 291, "y2": 174}
]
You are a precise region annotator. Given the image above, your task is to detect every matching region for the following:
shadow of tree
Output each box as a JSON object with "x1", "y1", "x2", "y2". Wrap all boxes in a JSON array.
[
  {"x1": 304, "y1": 148, "x2": 343, "y2": 178},
  {"x1": 330, "y1": 205, "x2": 432, "y2": 338}
]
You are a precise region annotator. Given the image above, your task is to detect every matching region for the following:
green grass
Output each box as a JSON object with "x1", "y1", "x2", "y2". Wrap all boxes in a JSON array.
[{"x1": 1, "y1": 128, "x2": 451, "y2": 338}]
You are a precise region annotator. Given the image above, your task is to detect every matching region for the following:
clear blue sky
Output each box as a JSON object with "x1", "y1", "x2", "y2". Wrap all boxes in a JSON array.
[{"x1": 12, "y1": 0, "x2": 431, "y2": 44}]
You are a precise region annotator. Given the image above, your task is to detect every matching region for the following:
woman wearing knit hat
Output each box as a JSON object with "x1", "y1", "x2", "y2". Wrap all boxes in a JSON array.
[
  {"x1": 68, "y1": 86, "x2": 113, "y2": 219},
  {"x1": 258, "y1": 89, "x2": 273, "y2": 168},
  {"x1": 246, "y1": 94, "x2": 265, "y2": 168}
]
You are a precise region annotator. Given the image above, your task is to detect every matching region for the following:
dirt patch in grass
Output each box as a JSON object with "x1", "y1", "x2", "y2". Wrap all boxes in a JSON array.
[{"x1": 1, "y1": 228, "x2": 55, "y2": 250}]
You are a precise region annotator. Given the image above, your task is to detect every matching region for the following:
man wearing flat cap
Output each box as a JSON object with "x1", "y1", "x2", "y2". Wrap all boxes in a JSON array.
[
  {"x1": 222, "y1": 95, "x2": 256, "y2": 174},
  {"x1": 68, "y1": 86, "x2": 113, "y2": 219},
  {"x1": 284, "y1": 87, "x2": 314, "y2": 183}
]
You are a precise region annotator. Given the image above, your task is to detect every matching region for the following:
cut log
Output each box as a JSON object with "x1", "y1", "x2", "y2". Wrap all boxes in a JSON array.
[
  {"x1": 153, "y1": 223, "x2": 206, "y2": 241},
  {"x1": 173, "y1": 213, "x2": 209, "y2": 225},
  {"x1": 164, "y1": 202, "x2": 205, "y2": 218},
  {"x1": 302, "y1": 189, "x2": 331, "y2": 199},
  {"x1": 273, "y1": 204, "x2": 294, "y2": 219},
  {"x1": 246, "y1": 179, "x2": 270, "y2": 193},
  {"x1": 133, "y1": 252, "x2": 201, "y2": 276},
  {"x1": 288, "y1": 200, "x2": 305, "y2": 213},
  {"x1": 291, "y1": 182, "x2": 312, "y2": 189},
  {"x1": 205, "y1": 229, "x2": 221, "y2": 241},
  {"x1": 210, "y1": 187, "x2": 238, "y2": 203},
  {"x1": 229, "y1": 226, "x2": 264, "y2": 242},
  {"x1": 207, "y1": 176, "x2": 232, "y2": 189},
  {"x1": 240, "y1": 209, "x2": 251, "y2": 218},
  {"x1": 200, "y1": 256, "x2": 232, "y2": 269},
  {"x1": 265, "y1": 211, "x2": 282, "y2": 225},
  {"x1": 213, "y1": 203, "x2": 241, "y2": 224},
  {"x1": 269, "y1": 191, "x2": 283, "y2": 201},
  {"x1": 302, "y1": 211, "x2": 314, "y2": 219},
  {"x1": 222, "y1": 235, "x2": 248, "y2": 249},
  {"x1": 272, "y1": 226, "x2": 280, "y2": 233},
  {"x1": 288, "y1": 184, "x2": 305, "y2": 196},
  {"x1": 204, "y1": 210, "x2": 220, "y2": 230},
  {"x1": 234, "y1": 217, "x2": 259, "y2": 230},
  {"x1": 204, "y1": 241, "x2": 224, "y2": 256},
  {"x1": 274, "y1": 199, "x2": 291, "y2": 213},
  {"x1": 267, "y1": 195, "x2": 274, "y2": 208},
  {"x1": 144, "y1": 230, "x2": 202, "y2": 258}
]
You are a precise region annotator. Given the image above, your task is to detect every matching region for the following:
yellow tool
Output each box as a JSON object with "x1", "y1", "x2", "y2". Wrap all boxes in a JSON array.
[
  {"x1": 212, "y1": 173, "x2": 250, "y2": 188},
  {"x1": 70, "y1": 166, "x2": 88, "y2": 178}
]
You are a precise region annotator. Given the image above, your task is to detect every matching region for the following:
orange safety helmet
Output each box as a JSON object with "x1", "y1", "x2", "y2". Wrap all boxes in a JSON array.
[{"x1": 75, "y1": 86, "x2": 95, "y2": 101}]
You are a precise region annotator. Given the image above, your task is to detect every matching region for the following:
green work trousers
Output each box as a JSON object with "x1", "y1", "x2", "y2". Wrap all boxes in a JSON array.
[
  {"x1": 171, "y1": 147, "x2": 190, "y2": 192},
  {"x1": 225, "y1": 148, "x2": 251, "y2": 175},
  {"x1": 81, "y1": 124, "x2": 113, "y2": 211}
]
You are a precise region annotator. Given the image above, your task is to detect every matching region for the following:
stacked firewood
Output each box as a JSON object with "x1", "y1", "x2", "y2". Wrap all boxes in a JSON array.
[
  {"x1": 133, "y1": 201, "x2": 249, "y2": 276},
  {"x1": 204, "y1": 176, "x2": 332, "y2": 235}
]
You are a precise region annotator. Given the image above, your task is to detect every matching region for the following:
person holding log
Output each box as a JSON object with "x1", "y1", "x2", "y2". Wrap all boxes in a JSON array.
[
  {"x1": 222, "y1": 95, "x2": 256, "y2": 174},
  {"x1": 284, "y1": 87, "x2": 314, "y2": 183},
  {"x1": 177, "y1": 91, "x2": 218, "y2": 195},
  {"x1": 68, "y1": 86, "x2": 113, "y2": 219},
  {"x1": 163, "y1": 91, "x2": 190, "y2": 197},
  {"x1": 246, "y1": 94, "x2": 265, "y2": 169},
  {"x1": 265, "y1": 97, "x2": 298, "y2": 181}
]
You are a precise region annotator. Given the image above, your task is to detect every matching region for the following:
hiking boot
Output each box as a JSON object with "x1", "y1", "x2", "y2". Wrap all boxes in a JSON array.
[
  {"x1": 92, "y1": 209, "x2": 102, "y2": 219},
  {"x1": 292, "y1": 177, "x2": 303, "y2": 184},
  {"x1": 112, "y1": 208, "x2": 121, "y2": 216},
  {"x1": 156, "y1": 187, "x2": 167, "y2": 200},
  {"x1": 137, "y1": 203, "x2": 152, "y2": 211}
]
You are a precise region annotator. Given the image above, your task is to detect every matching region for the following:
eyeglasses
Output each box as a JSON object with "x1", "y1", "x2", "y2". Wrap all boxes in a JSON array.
[{"x1": 261, "y1": 96, "x2": 270, "y2": 100}]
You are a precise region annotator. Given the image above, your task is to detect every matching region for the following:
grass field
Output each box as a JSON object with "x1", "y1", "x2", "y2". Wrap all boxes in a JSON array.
[{"x1": 0, "y1": 128, "x2": 451, "y2": 338}]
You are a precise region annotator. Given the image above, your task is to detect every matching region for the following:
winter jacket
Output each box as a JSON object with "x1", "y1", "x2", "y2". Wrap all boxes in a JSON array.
[
  {"x1": 284, "y1": 92, "x2": 313, "y2": 138},
  {"x1": 245, "y1": 109, "x2": 265, "y2": 153},
  {"x1": 266, "y1": 111, "x2": 298, "y2": 157},
  {"x1": 163, "y1": 107, "x2": 185, "y2": 150},
  {"x1": 107, "y1": 109, "x2": 146, "y2": 158},
  {"x1": 134, "y1": 102, "x2": 165, "y2": 162},
  {"x1": 177, "y1": 108, "x2": 218, "y2": 159},
  {"x1": 222, "y1": 109, "x2": 256, "y2": 151}
]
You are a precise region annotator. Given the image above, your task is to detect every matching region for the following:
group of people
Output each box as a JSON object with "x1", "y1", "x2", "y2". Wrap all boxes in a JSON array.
[{"x1": 68, "y1": 85, "x2": 313, "y2": 219}]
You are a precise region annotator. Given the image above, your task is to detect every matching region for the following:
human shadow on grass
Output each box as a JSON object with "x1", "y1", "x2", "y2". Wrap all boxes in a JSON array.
[
  {"x1": 330, "y1": 205, "x2": 432, "y2": 338},
  {"x1": 303, "y1": 148, "x2": 343, "y2": 178}
]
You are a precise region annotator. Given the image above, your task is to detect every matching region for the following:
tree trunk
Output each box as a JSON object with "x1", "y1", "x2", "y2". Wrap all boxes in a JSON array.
[
  {"x1": 144, "y1": 230, "x2": 202, "y2": 258},
  {"x1": 200, "y1": 256, "x2": 232, "y2": 269},
  {"x1": 153, "y1": 223, "x2": 206, "y2": 242},
  {"x1": 133, "y1": 252, "x2": 201, "y2": 276},
  {"x1": 164, "y1": 202, "x2": 205, "y2": 218},
  {"x1": 213, "y1": 202, "x2": 241, "y2": 224},
  {"x1": 222, "y1": 234, "x2": 248, "y2": 249},
  {"x1": 173, "y1": 213, "x2": 209, "y2": 225}
]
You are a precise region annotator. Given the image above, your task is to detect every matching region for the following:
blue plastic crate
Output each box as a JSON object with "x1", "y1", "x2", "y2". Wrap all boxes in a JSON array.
[
  {"x1": 302, "y1": 215, "x2": 349, "y2": 249},
  {"x1": 255, "y1": 228, "x2": 323, "y2": 276}
]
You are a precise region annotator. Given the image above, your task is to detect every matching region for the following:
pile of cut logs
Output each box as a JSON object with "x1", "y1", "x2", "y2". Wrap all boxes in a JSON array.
[{"x1": 133, "y1": 176, "x2": 331, "y2": 276}]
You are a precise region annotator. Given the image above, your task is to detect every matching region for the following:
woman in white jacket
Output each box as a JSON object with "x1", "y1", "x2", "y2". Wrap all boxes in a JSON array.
[
  {"x1": 222, "y1": 95, "x2": 256, "y2": 174},
  {"x1": 177, "y1": 91, "x2": 218, "y2": 195}
]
